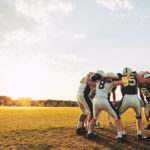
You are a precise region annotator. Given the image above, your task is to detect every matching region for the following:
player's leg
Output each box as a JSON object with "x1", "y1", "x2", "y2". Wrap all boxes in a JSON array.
[
  {"x1": 144, "y1": 104, "x2": 150, "y2": 129},
  {"x1": 85, "y1": 99, "x2": 100, "y2": 138},
  {"x1": 117, "y1": 95, "x2": 132, "y2": 138},
  {"x1": 84, "y1": 93, "x2": 93, "y2": 131},
  {"x1": 95, "y1": 111, "x2": 102, "y2": 128},
  {"x1": 76, "y1": 101, "x2": 88, "y2": 135},
  {"x1": 117, "y1": 95, "x2": 129, "y2": 115},
  {"x1": 106, "y1": 112, "x2": 113, "y2": 126},
  {"x1": 106, "y1": 101, "x2": 126, "y2": 142},
  {"x1": 132, "y1": 95, "x2": 143, "y2": 140}
]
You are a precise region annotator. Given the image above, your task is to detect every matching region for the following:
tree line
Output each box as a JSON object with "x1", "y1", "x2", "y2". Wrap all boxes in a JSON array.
[{"x1": 0, "y1": 96, "x2": 78, "y2": 107}]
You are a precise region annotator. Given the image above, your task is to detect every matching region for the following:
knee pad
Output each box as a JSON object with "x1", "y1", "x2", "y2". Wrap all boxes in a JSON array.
[{"x1": 136, "y1": 114, "x2": 142, "y2": 119}]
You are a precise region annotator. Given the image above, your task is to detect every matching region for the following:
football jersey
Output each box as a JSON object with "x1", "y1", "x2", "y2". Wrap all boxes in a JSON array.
[
  {"x1": 95, "y1": 78, "x2": 113, "y2": 99},
  {"x1": 78, "y1": 76, "x2": 91, "y2": 95},
  {"x1": 119, "y1": 72, "x2": 138, "y2": 95},
  {"x1": 78, "y1": 77, "x2": 87, "y2": 93},
  {"x1": 138, "y1": 74, "x2": 150, "y2": 102}
]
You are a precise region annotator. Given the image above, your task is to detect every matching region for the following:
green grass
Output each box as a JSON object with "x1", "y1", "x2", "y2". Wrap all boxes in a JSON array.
[{"x1": 0, "y1": 107, "x2": 150, "y2": 150}]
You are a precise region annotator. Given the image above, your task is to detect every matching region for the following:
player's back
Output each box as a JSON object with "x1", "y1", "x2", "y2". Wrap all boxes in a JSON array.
[
  {"x1": 139, "y1": 73, "x2": 150, "y2": 98},
  {"x1": 95, "y1": 79, "x2": 112, "y2": 99},
  {"x1": 121, "y1": 72, "x2": 138, "y2": 95},
  {"x1": 78, "y1": 77, "x2": 87, "y2": 93}
]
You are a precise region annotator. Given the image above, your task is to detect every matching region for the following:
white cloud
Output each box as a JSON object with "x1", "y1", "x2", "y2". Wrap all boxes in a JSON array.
[
  {"x1": 96, "y1": 0, "x2": 133, "y2": 11},
  {"x1": 0, "y1": 0, "x2": 37, "y2": 43},
  {"x1": 51, "y1": 54, "x2": 88, "y2": 62},
  {"x1": 0, "y1": 0, "x2": 75, "y2": 44},
  {"x1": 34, "y1": 52, "x2": 88, "y2": 63},
  {"x1": 49, "y1": 30, "x2": 86, "y2": 40},
  {"x1": 49, "y1": 0, "x2": 75, "y2": 15}
]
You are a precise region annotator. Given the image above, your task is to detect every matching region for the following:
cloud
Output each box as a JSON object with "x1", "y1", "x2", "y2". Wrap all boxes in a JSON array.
[
  {"x1": 49, "y1": 30, "x2": 86, "y2": 40},
  {"x1": 96, "y1": 0, "x2": 133, "y2": 11},
  {"x1": 50, "y1": 54, "x2": 88, "y2": 62},
  {"x1": 0, "y1": 0, "x2": 37, "y2": 43},
  {"x1": 0, "y1": 0, "x2": 75, "y2": 44},
  {"x1": 49, "y1": 0, "x2": 75, "y2": 15}
]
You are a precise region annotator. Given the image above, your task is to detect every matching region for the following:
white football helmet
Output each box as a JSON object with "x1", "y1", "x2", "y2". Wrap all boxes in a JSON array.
[
  {"x1": 138, "y1": 71, "x2": 144, "y2": 75},
  {"x1": 106, "y1": 72, "x2": 118, "y2": 78},
  {"x1": 96, "y1": 70, "x2": 105, "y2": 77},
  {"x1": 122, "y1": 67, "x2": 132, "y2": 75},
  {"x1": 144, "y1": 73, "x2": 150, "y2": 78}
]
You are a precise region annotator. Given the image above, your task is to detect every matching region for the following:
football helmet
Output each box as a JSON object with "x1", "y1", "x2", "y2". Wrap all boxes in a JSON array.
[
  {"x1": 106, "y1": 72, "x2": 118, "y2": 78},
  {"x1": 122, "y1": 67, "x2": 132, "y2": 75},
  {"x1": 96, "y1": 70, "x2": 105, "y2": 77}
]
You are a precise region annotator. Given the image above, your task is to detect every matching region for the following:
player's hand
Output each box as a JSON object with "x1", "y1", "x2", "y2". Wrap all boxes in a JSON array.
[{"x1": 89, "y1": 72, "x2": 94, "y2": 75}]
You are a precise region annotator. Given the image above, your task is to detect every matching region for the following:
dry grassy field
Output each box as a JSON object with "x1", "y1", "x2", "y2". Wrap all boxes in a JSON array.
[{"x1": 0, "y1": 107, "x2": 150, "y2": 150}]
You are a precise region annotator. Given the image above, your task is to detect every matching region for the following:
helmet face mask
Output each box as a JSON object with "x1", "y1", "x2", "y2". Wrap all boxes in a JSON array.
[
  {"x1": 90, "y1": 73, "x2": 102, "y2": 81},
  {"x1": 138, "y1": 71, "x2": 144, "y2": 75},
  {"x1": 144, "y1": 73, "x2": 150, "y2": 79},
  {"x1": 122, "y1": 67, "x2": 132, "y2": 75}
]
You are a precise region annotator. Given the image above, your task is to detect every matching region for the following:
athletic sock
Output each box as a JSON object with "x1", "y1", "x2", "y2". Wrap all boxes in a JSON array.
[
  {"x1": 118, "y1": 131, "x2": 122, "y2": 138},
  {"x1": 122, "y1": 130, "x2": 126, "y2": 135},
  {"x1": 87, "y1": 130, "x2": 92, "y2": 134},
  {"x1": 137, "y1": 130, "x2": 142, "y2": 135}
]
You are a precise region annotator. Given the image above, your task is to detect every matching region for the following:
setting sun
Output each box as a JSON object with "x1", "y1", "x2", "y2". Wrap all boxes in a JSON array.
[{"x1": 3, "y1": 60, "x2": 43, "y2": 99}]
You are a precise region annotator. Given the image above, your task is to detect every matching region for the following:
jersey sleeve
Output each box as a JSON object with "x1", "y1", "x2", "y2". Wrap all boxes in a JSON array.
[{"x1": 117, "y1": 73, "x2": 122, "y2": 81}]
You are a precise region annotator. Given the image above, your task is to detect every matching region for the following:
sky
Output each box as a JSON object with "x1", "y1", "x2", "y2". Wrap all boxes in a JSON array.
[{"x1": 0, "y1": 0, "x2": 150, "y2": 100}]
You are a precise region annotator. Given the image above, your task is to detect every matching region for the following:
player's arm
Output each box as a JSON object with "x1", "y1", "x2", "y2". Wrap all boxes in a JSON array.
[
  {"x1": 139, "y1": 71, "x2": 149, "y2": 77},
  {"x1": 112, "y1": 74, "x2": 130, "y2": 86},
  {"x1": 112, "y1": 90, "x2": 116, "y2": 103},
  {"x1": 112, "y1": 80, "x2": 124, "y2": 86},
  {"x1": 86, "y1": 74, "x2": 96, "y2": 86},
  {"x1": 106, "y1": 75, "x2": 118, "y2": 79},
  {"x1": 134, "y1": 72, "x2": 150, "y2": 84},
  {"x1": 80, "y1": 77, "x2": 84, "y2": 83}
]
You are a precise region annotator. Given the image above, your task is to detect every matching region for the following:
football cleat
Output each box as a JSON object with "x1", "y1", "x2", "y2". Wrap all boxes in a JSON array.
[
  {"x1": 84, "y1": 133, "x2": 95, "y2": 139},
  {"x1": 117, "y1": 137, "x2": 128, "y2": 143},
  {"x1": 76, "y1": 127, "x2": 86, "y2": 136},
  {"x1": 137, "y1": 134, "x2": 142, "y2": 141},
  {"x1": 143, "y1": 135, "x2": 150, "y2": 140},
  {"x1": 122, "y1": 134, "x2": 127, "y2": 139}
]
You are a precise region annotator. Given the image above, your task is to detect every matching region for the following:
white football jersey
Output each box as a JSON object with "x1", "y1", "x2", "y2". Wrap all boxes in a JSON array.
[
  {"x1": 78, "y1": 77, "x2": 87, "y2": 93},
  {"x1": 95, "y1": 80, "x2": 113, "y2": 99}
]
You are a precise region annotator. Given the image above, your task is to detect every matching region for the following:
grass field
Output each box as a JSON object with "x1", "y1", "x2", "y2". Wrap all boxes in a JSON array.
[{"x1": 0, "y1": 107, "x2": 150, "y2": 150}]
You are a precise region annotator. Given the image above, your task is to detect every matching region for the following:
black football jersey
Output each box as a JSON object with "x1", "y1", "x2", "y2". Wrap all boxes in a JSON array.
[
  {"x1": 139, "y1": 83, "x2": 150, "y2": 102},
  {"x1": 118, "y1": 72, "x2": 138, "y2": 95}
]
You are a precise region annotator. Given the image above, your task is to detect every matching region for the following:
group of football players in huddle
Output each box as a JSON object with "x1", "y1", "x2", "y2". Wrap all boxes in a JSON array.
[{"x1": 76, "y1": 67, "x2": 150, "y2": 142}]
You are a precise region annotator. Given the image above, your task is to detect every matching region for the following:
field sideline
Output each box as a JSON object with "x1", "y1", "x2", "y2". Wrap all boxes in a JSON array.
[{"x1": 0, "y1": 107, "x2": 150, "y2": 150}]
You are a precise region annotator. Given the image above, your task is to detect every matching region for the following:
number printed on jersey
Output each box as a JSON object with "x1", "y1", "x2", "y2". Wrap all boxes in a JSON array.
[
  {"x1": 124, "y1": 74, "x2": 136, "y2": 87},
  {"x1": 141, "y1": 88, "x2": 150, "y2": 97},
  {"x1": 99, "y1": 80, "x2": 105, "y2": 89}
]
